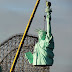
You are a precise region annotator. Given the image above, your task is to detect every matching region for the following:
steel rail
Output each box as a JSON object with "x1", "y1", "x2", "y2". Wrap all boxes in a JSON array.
[{"x1": 10, "y1": 0, "x2": 40, "y2": 72}]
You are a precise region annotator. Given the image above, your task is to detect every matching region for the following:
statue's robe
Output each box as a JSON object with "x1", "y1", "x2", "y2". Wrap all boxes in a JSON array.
[{"x1": 33, "y1": 34, "x2": 54, "y2": 65}]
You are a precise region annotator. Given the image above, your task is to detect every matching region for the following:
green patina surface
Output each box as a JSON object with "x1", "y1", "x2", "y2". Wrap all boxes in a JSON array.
[
  {"x1": 25, "y1": 1, "x2": 54, "y2": 66},
  {"x1": 25, "y1": 51, "x2": 33, "y2": 64}
]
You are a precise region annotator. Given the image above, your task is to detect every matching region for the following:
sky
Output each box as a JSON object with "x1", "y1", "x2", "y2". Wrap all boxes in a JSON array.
[{"x1": 0, "y1": 0, "x2": 72, "y2": 72}]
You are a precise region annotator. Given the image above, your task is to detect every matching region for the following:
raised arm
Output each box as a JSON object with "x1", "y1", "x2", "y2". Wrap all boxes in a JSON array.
[{"x1": 45, "y1": 1, "x2": 52, "y2": 37}]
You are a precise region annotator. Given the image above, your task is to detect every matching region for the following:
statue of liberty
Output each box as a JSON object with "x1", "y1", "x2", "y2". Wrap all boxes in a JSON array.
[{"x1": 25, "y1": 1, "x2": 54, "y2": 66}]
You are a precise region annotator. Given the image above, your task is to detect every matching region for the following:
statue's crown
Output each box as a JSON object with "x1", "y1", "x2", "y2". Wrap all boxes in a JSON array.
[{"x1": 35, "y1": 29, "x2": 46, "y2": 34}]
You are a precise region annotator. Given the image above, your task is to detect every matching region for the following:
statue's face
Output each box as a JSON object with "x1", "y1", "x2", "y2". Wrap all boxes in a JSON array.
[{"x1": 38, "y1": 31, "x2": 46, "y2": 40}]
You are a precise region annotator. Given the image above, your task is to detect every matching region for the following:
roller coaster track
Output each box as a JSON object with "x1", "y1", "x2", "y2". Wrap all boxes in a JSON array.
[{"x1": 0, "y1": 33, "x2": 50, "y2": 72}]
